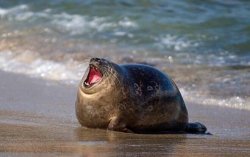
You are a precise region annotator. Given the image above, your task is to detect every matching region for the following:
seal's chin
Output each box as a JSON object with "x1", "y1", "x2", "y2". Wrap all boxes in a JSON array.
[{"x1": 84, "y1": 64, "x2": 102, "y2": 87}]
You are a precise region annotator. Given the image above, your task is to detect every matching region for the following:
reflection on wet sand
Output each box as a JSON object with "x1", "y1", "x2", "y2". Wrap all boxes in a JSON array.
[
  {"x1": 0, "y1": 123, "x2": 186, "y2": 157},
  {"x1": 2, "y1": 122, "x2": 250, "y2": 157},
  {"x1": 75, "y1": 127, "x2": 186, "y2": 157}
]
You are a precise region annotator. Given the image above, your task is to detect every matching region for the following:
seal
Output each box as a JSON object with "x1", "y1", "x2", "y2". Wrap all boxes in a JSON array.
[{"x1": 75, "y1": 58, "x2": 207, "y2": 134}]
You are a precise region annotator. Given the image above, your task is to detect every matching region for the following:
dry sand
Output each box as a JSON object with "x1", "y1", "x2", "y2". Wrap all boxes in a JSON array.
[{"x1": 0, "y1": 70, "x2": 250, "y2": 157}]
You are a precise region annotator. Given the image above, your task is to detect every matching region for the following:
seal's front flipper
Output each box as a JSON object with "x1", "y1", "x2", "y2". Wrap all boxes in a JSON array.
[
  {"x1": 185, "y1": 122, "x2": 207, "y2": 134},
  {"x1": 107, "y1": 117, "x2": 133, "y2": 133}
]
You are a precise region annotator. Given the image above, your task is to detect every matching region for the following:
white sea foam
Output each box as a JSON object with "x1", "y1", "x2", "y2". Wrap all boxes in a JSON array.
[
  {"x1": 0, "y1": 4, "x2": 51, "y2": 22},
  {"x1": 118, "y1": 17, "x2": 138, "y2": 28},
  {"x1": 180, "y1": 88, "x2": 250, "y2": 111},
  {"x1": 0, "y1": 8, "x2": 7, "y2": 16},
  {"x1": 0, "y1": 5, "x2": 137, "y2": 36},
  {"x1": 155, "y1": 34, "x2": 199, "y2": 51},
  {"x1": 0, "y1": 51, "x2": 87, "y2": 84},
  {"x1": 0, "y1": 4, "x2": 30, "y2": 20},
  {"x1": 51, "y1": 13, "x2": 109, "y2": 35},
  {"x1": 51, "y1": 13, "x2": 137, "y2": 35},
  {"x1": 0, "y1": 4, "x2": 28, "y2": 16}
]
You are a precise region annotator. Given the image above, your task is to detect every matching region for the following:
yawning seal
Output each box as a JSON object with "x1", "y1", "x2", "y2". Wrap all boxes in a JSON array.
[{"x1": 75, "y1": 58, "x2": 207, "y2": 134}]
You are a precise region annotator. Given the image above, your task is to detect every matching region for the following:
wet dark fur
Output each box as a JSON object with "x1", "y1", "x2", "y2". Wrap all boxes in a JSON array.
[{"x1": 76, "y1": 58, "x2": 207, "y2": 134}]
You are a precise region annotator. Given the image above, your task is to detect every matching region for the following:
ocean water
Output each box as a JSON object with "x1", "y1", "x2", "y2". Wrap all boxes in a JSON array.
[{"x1": 0, "y1": 0, "x2": 249, "y2": 110}]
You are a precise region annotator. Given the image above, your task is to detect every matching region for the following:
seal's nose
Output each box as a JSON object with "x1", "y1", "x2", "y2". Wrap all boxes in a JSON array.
[{"x1": 90, "y1": 58, "x2": 101, "y2": 62}]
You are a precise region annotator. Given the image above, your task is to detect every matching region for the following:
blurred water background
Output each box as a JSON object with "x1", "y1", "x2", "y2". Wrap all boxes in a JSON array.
[{"x1": 0, "y1": 0, "x2": 249, "y2": 110}]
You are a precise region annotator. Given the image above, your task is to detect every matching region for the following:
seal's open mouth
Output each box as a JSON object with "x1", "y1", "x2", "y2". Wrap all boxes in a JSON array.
[{"x1": 84, "y1": 65, "x2": 102, "y2": 87}]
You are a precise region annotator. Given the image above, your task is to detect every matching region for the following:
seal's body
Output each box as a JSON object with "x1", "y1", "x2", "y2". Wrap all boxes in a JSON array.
[{"x1": 76, "y1": 58, "x2": 206, "y2": 134}]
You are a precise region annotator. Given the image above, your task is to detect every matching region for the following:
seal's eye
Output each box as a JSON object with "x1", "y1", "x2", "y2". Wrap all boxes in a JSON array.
[{"x1": 84, "y1": 65, "x2": 102, "y2": 87}]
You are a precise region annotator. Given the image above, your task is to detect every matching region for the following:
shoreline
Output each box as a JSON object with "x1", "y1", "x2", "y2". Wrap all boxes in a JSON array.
[{"x1": 0, "y1": 70, "x2": 250, "y2": 156}]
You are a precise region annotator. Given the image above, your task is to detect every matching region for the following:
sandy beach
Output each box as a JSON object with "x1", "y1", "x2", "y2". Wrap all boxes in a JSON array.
[{"x1": 0, "y1": 70, "x2": 249, "y2": 157}]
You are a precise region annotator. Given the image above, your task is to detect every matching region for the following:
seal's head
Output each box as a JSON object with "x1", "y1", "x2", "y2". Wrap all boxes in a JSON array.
[
  {"x1": 79, "y1": 58, "x2": 122, "y2": 95},
  {"x1": 76, "y1": 58, "x2": 125, "y2": 128}
]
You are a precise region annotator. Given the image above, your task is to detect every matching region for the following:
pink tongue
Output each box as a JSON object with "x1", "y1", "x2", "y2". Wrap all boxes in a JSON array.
[{"x1": 87, "y1": 67, "x2": 102, "y2": 85}]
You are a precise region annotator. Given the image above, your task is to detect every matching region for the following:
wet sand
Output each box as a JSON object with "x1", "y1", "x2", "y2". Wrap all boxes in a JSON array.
[{"x1": 0, "y1": 70, "x2": 250, "y2": 157}]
